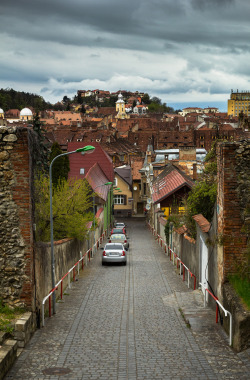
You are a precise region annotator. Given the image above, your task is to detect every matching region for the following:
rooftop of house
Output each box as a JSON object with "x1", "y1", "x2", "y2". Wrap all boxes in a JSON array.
[
  {"x1": 85, "y1": 163, "x2": 111, "y2": 201},
  {"x1": 152, "y1": 164, "x2": 194, "y2": 204},
  {"x1": 115, "y1": 165, "x2": 133, "y2": 187},
  {"x1": 67, "y1": 141, "x2": 114, "y2": 183}
]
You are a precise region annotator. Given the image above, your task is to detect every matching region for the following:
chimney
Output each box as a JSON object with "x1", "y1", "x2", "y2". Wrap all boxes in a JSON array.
[{"x1": 193, "y1": 163, "x2": 197, "y2": 180}]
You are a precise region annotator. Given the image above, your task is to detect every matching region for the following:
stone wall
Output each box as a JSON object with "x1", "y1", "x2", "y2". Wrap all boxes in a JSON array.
[
  {"x1": 0, "y1": 124, "x2": 105, "y2": 315},
  {"x1": 217, "y1": 140, "x2": 249, "y2": 282},
  {"x1": 35, "y1": 237, "x2": 89, "y2": 314},
  {"x1": 0, "y1": 126, "x2": 35, "y2": 310}
]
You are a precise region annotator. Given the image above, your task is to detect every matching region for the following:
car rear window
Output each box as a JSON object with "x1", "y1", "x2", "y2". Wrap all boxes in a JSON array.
[
  {"x1": 111, "y1": 234, "x2": 125, "y2": 240},
  {"x1": 105, "y1": 244, "x2": 123, "y2": 250},
  {"x1": 112, "y1": 228, "x2": 123, "y2": 233}
]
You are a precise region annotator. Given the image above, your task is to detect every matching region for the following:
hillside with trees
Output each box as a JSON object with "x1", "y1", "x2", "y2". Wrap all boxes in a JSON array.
[{"x1": 0, "y1": 88, "x2": 52, "y2": 111}]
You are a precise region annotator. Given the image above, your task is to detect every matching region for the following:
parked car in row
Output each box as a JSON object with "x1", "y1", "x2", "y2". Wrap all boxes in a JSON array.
[
  {"x1": 102, "y1": 243, "x2": 127, "y2": 265},
  {"x1": 109, "y1": 233, "x2": 129, "y2": 250},
  {"x1": 114, "y1": 222, "x2": 126, "y2": 233},
  {"x1": 110, "y1": 227, "x2": 126, "y2": 235}
]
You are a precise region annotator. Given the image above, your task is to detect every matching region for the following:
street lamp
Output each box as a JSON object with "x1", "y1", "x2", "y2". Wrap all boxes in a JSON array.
[
  {"x1": 93, "y1": 182, "x2": 112, "y2": 250},
  {"x1": 49, "y1": 145, "x2": 95, "y2": 314}
]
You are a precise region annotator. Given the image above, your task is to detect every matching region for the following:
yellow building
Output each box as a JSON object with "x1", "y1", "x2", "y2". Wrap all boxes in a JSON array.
[
  {"x1": 227, "y1": 90, "x2": 250, "y2": 117},
  {"x1": 113, "y1": 166, "x2": 133, "y2": 218},
  {"x1": 115, "y1": 93, "x2": 129, "y2": 119}
]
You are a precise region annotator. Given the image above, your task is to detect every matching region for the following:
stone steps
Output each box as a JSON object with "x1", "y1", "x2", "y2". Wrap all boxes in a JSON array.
[{"x1": 0, "y1": 312, "x2": 35, "y2": 379}]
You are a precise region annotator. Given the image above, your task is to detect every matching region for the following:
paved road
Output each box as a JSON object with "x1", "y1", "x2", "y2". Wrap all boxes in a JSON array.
[{"x1": 4, "y1": 218, "x2": 249, "y2": 379}]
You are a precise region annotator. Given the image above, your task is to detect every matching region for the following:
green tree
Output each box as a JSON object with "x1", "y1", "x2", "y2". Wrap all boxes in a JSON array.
[
  {"x1": 32, "y1": 113, "x2": 49, "y2": 173},
  {"x1": 164, "y1": 214, "x2": 183, "y2": 244},
  {"x1": 142, "y1": 93, "x2": 151, "y2": 104},
  {"x1": 34, "y1": 175, "x2": 94, "y2": 241},
  {"x1": 184, "y1": 143, "x2": 217, "y2": 238},
  {"x1": 49, "y1": 142, "x2": 70, "y2": 187}
]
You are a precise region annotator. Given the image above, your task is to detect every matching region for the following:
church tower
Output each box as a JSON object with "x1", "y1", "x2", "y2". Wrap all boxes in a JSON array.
[{"x1": 115, "y1": 92, "x2": 129, "y2": 119}]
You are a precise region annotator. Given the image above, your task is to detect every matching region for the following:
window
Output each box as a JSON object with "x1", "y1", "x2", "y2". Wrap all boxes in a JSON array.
[
  {"x1": 113, "y1": 178, "x2": 117, "y2": 187},
  {"x1": 114, "y1": 195, "x2": 124, "y2": 204}
]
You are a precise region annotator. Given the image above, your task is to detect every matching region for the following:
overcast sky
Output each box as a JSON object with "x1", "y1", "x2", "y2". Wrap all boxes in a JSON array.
[{"x1": 1, "y1": 0, "x2": 250, "y2": 109}]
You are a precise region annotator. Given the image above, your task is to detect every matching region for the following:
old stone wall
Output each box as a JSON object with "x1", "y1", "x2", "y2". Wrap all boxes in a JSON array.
[
  {"x1": 0, "y1": 126, "x2": 35, "y2": 310},
  {"x1": 0, "y1": 124, "x2": 105, "y2": 314},
  {"x1": 35, "y1": 238, "x2": 89, "y2": 312},
  {"x1": 172, "y1": 229, "x2": 199, "y2": 284},
  {"x1": 217, "y1": 140, "x2": 249, "y2": 282}
]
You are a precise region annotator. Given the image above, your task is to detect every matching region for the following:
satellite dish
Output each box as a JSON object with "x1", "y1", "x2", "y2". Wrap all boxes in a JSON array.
[
  {"x1": 133, "y1": 186, "x2": 138, "y2": 190},
  {"x1": 147, "y1": 198, "x2": 152, "y2": 204},
  {"x1": 146, "y1": 204, "x2": 151, "y2": 210}
]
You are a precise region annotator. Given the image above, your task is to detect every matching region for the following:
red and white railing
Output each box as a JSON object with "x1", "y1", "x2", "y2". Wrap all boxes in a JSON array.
[
  {"x1": 199, "y1": 282, "x2": 232, "y2": 346},
  {"x1": 147, "y1": 222, "x2": 197, "y2": 290},
  {"x1": 42, "y1": 228, "x2": 109, "y2": 326}
]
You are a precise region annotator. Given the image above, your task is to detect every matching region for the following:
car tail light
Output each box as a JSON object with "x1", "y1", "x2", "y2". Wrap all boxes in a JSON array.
[
  {"x1": 103, "y1": 250, "x2": 106, "y2": 256},
  {"x1": 122, "y1": 251, "x2": 126, "y2": 256}
]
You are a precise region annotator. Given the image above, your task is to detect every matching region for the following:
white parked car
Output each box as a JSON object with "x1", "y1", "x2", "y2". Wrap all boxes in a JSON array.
[{"x1": 102, "y1": 243, "x2": 127, "y2": 266}]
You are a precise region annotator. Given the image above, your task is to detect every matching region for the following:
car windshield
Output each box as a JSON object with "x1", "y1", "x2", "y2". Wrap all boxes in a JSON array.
[
  {"x1": 105, "y1": 244, "x2": 123, "y2": 250},
  {"x1": 110, "y1": 234, "x2": 126, "y2": 240}
]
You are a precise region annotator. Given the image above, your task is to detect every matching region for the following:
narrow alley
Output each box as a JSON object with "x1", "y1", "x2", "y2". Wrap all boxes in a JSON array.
[{"x1": 4, "y1": 219, "x2": 249, "y2": 380}]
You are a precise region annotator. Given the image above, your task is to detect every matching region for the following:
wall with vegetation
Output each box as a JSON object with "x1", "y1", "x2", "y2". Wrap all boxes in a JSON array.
[{"x1": 0, "y1": 126, "x2": 35, "y2": 310}]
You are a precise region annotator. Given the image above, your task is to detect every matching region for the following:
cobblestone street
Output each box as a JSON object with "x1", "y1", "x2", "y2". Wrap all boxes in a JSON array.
[{"x1": 4, "y1": 218, "x2": 250, "y2": 379}]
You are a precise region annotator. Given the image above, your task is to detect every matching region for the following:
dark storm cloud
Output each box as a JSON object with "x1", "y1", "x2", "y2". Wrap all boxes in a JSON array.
[
  {"x1": 0, "y1": 0, "x2": 250, "y2": 104},
  {"x1": 1, "y1": 0, "x2": 249, "y2": 50}
]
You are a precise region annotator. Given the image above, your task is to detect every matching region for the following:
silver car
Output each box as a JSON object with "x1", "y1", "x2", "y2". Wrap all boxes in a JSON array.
[
  {"x1": 108, "y1": 233, "x2": 129, "y2": 250},
  {"x1": 102, "y1": 243, "x2": 127, "y2": 265}
]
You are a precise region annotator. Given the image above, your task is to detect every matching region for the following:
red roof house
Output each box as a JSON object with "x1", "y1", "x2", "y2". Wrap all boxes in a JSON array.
[
  {"x1": 85, "y1": 163, "x2": 111, "y2": 201},
  {"x1": 152, "y1": 164, "x2": 194, "y2": 207},
  {"x1": 67, "y1": 141, "x2": 114, "y2": 183}
]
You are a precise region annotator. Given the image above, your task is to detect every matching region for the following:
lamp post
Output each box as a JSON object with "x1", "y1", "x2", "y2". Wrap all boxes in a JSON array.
[
  {"x1": 49, "y1": 145, "x2": 95, "y2": 314},
  {"x1": 93, "y1": 182, "x2": 112, "y2": 250}
]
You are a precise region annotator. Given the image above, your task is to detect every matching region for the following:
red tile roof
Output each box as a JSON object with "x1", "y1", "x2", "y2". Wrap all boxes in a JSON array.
[
  {"x1": 152, "y1": 165, "x2": 193, "y2": 204},
  {"x1": 192, "y1": 214, "x2": 210, "y2": 233},
  {"x1": 131, "y1": 158, "x2": 144, "y2": 180},
  {"x1": 95, "y1": 207, "x2": 104, "y2": 218},
  {"x1": 68, "y1": 141, "x2": 114, "y2": 183},
  {"x1": 85, "y1": 163, "x2": 111, "y2": 201}
]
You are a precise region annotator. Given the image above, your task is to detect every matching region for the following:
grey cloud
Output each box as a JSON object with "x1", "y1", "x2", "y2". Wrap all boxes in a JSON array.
[{"x1": 0, "y1": 0, "x2": 250, "y2": 105}]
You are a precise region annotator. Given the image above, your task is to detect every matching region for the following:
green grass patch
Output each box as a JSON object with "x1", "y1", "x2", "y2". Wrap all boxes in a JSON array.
[
  {"x1": 0, "y1": 300, "x2": 26, "y2": 333},
  {"x1": 179, "y1": 307, "x2": 191, "y2": 328},
  {"x1": 228, "y1": 275, "x2": 250, "y2": 310}
]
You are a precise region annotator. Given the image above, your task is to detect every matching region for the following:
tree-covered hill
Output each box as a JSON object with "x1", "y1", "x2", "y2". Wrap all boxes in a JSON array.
[{"x1": 0, "y1": 88, "x2": 52, "y2": 112}]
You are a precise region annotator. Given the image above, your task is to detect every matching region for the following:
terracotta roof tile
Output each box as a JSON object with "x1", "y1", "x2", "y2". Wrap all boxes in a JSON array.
[
  {"x1": 68, "y1": 141, "x2": 114, "y2": 183},
  {"x1": 85, "y1": 163, "x2": 111, "y2": 201},
  {"x1": 152, "y1": 165, "x2": 193, "y2": 204},
  {"x1": 192, "y1": 214, "x2": 210, "y2": 233},
  {"x1": 159, "y1": 216, "x2": 167, "y2": 226}
]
